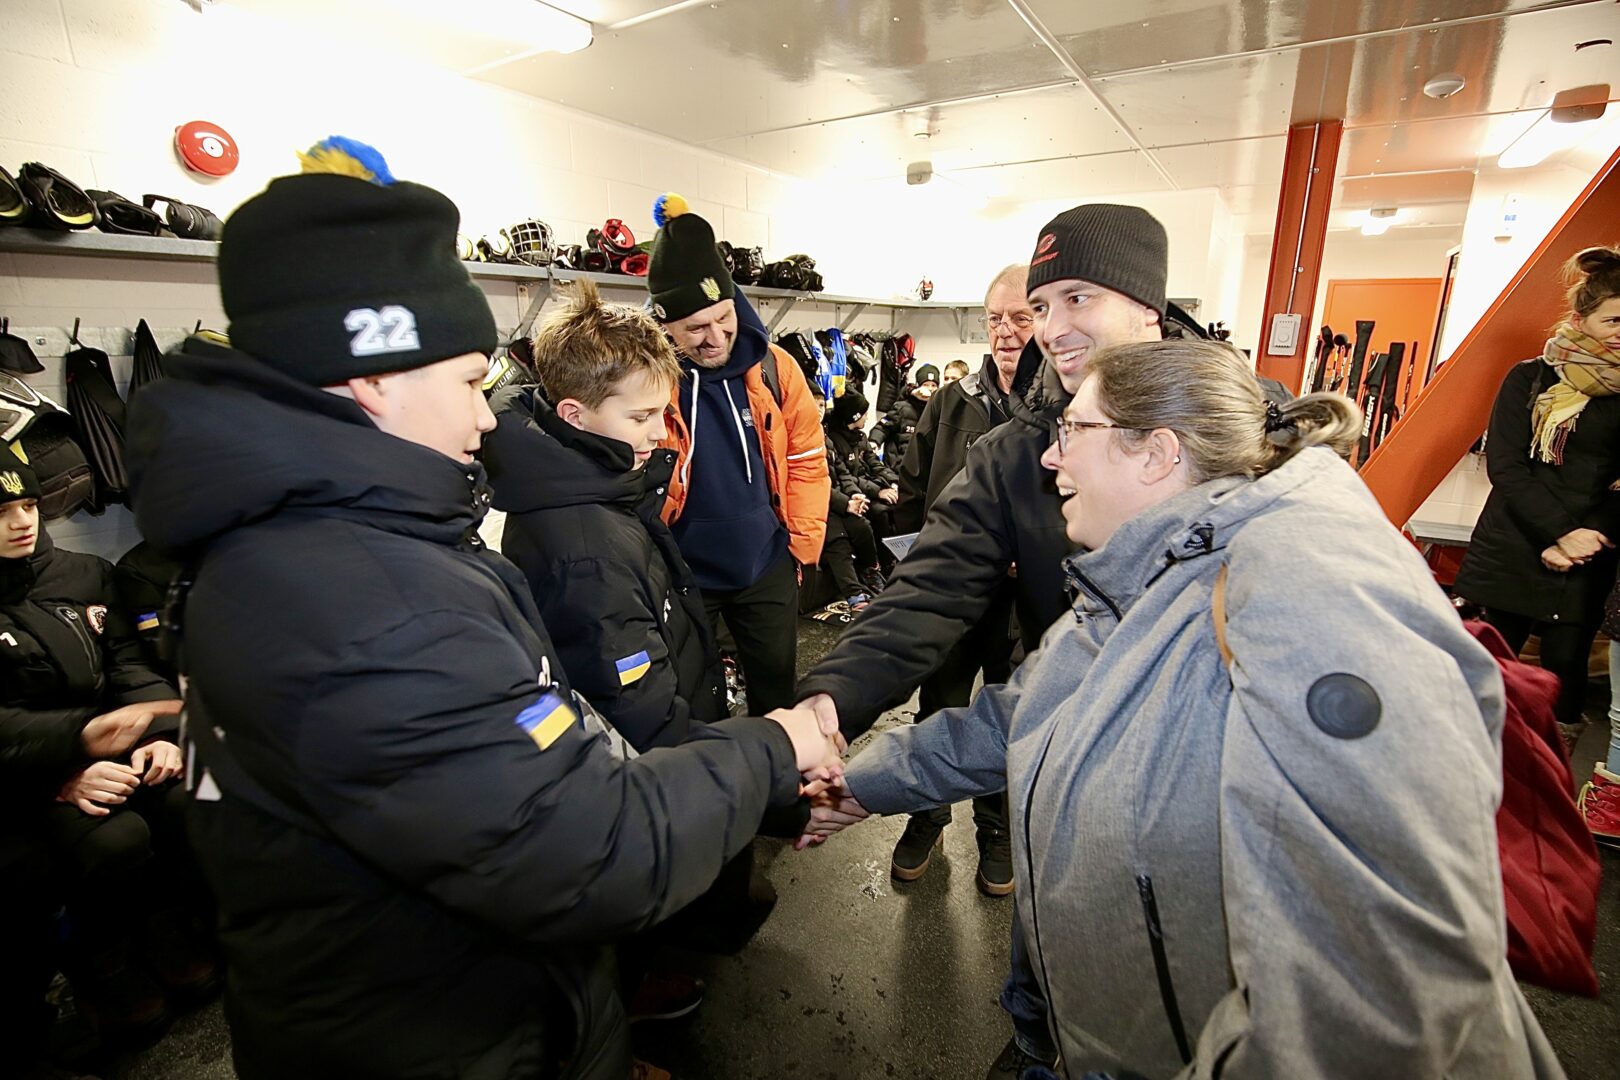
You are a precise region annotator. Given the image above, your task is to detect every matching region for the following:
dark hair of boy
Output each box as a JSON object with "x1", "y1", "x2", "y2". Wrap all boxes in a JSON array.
[{"x1": 532, "y1": 279, "x2": 681, "y2": 407}]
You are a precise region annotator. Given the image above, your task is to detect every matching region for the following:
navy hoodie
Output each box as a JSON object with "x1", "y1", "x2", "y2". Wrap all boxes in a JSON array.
[{"x1": 672, "y1": 293, "x2": 788, "y2": 592}]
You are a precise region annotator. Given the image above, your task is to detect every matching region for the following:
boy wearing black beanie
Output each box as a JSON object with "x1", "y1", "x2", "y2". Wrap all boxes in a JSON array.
[{"x1": 127, "y1": 142, "x2": 837, "y2": 1080}]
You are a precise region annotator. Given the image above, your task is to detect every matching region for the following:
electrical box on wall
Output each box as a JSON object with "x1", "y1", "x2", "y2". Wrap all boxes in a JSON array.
[
  {"x1": 1495, "y1": 193, "x2": 1522, "y2": 240},
  {"x1": 1266, "y1": 313, "x2": 1302, "y2": 356}
]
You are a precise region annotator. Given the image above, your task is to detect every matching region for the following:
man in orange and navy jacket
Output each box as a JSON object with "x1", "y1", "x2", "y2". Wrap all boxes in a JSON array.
[{"x1": 648, "y1": 194, "x2": 829, "y2": 713}]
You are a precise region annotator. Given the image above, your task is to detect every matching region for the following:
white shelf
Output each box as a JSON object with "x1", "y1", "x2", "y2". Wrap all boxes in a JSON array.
[
  {"x1": 0, "y1": 227, "x2": 980, "y2": 339},
  {"x1": 0, "y1": 227, "x2": 221, "y2": 262}
]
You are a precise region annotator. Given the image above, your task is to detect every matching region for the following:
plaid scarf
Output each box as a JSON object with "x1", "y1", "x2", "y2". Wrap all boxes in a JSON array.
[{"x1": 1531, "y1": 327, "x2": 1620, "y2": 464}]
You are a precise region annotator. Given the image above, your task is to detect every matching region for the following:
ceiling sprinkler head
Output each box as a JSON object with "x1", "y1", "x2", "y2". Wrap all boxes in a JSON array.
[
  {"x1": 1423, "y1": 73, "x2": 1466, "y2": 99},
  {"x1": 909, "y1": 107, "x2": 941, "y2": 139}
]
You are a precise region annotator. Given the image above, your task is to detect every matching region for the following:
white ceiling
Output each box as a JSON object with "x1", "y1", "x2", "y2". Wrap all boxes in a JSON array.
[{"x1": 220, "y1": 0, "x2": 1620, "y2": 236}]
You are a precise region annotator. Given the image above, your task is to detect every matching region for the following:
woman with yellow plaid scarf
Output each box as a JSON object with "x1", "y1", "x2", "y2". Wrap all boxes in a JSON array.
[{"x1": 1457, "y1": 247, "x2": 1620, "y2": 772}]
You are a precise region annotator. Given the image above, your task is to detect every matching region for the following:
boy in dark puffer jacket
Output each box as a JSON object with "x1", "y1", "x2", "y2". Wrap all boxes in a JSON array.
[{"x1": 485, "y1": 279, "x2": 723, "y2": 750}]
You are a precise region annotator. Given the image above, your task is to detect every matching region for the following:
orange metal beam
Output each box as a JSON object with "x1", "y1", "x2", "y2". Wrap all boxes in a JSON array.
[
  {"x1": 1256, "y1": 120, "x2": 1342, "y2": 391},
  {"x1": 1361, "y1": 143, "x2": 1620, "y2": 526}
]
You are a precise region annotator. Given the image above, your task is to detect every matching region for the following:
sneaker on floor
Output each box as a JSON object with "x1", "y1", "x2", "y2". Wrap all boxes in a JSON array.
[
  {"x1": 983, "y1": 1036, "x2": 1058, "y2": 1080},
  {"x1": 890, "y1": 815, "x2": 944, "y2": 882},
  {"x1": 721, "y1": 655, "x2": 745, "y2": 714},
  {"x1": 143, "y1": 908, "x2": 220, "y2": 1002},
  {"x1": 627, "y1": 972, "x2": 705, "y2": 1023},
  {"x1": 1558, "y1": 721, "x2": 1588, "y2": 757},
  {"x1": 809, "y1": 601, "x2": 855, "y2": 625},
  {"x1": 860, "y1": 566, "x2": 887, "y2": 594},
  {"x1": 74, "y1": 946, "x2": 170, "y2": 1049},
  {"x1": 1577, "y1": 761, "x2": 1620, "y2": 847},
  {"x1": 45, "y1": 972, "x2": 100, "y2": 1067},
  {"x1": 846, "y1": 593, "x2": 871, "y2": 611},
  {"x1": 976, "y1": 827, "x2": 1015, "y2": 897}
]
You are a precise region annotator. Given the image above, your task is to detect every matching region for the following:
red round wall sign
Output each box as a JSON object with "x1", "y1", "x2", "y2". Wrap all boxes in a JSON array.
[{"x1": 174, "y1": 121, "x2": 240, "y2": 177}]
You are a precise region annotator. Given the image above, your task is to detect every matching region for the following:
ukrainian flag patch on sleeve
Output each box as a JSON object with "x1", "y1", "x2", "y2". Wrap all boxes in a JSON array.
[
  {"x1": 136, "y1": 612, "x2": 161, "y2": 632},
  {"x1": 514, "y1": 690, "x2": 577, "y2": 751},
  {"x1": 615, "y1": 650, "x2": 652, "y2": 686}
]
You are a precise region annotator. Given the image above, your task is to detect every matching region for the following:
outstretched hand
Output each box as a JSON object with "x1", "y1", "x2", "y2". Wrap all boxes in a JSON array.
[
  {"x1": 796, "y1": 693, "x2": 847, "y2": 754},
  {"x1": 794, "y1": 772, "x2": 870, "y2": 850},
  {"x1": 767, "y1": 706, "x2": 844, "y2": 774}
]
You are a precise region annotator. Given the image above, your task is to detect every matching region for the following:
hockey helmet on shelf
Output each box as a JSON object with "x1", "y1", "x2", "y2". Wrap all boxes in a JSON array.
[{"x1": 504, "y1": 217, "x2": 555, "y2": 267}]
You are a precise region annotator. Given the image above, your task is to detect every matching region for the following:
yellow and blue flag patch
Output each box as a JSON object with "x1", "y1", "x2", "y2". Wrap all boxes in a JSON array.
[
  {"x1": 615, "y1": 650, "x2": 652, "y2": 686},
  {"x1": 136, "y1": 612, "x2": 160, "y2": 632},
  {"x1": 514, "y1": 690, "x2": 577, "y2": 751}
]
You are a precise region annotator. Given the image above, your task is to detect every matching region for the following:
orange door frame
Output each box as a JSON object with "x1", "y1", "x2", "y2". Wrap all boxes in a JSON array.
[{"x1": 1256, "y1": 120, "x2": 1343, "y2": 392}]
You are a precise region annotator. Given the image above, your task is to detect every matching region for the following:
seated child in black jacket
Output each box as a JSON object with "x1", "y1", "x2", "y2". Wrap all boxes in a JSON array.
[{"x1": 0, "y1": 461, "x2": 212, "y2": 1054}]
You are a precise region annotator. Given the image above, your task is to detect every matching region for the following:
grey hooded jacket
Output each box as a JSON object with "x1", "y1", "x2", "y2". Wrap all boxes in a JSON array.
[{"x1": 845, "y1": 447, "x2": 1563, "y2": 1080}]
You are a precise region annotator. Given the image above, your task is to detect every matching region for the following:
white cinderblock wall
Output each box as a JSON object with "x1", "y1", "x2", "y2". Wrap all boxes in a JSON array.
[{"x1": 1, "y1": 1, "x2": 991, "y2": 558}]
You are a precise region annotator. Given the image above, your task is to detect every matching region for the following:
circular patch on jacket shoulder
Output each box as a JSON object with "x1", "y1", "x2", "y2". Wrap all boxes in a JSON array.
[{"x1": 1306, "y1": 673, "x2": 1381, "y2": 740}]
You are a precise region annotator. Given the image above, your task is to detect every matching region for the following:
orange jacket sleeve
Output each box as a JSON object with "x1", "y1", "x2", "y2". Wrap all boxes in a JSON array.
[{"x1": 774, "y1": 350, "x2": 831, "y2": 564}]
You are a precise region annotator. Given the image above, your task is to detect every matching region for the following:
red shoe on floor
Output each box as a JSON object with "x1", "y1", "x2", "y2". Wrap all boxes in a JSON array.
[{"x1": 1576, "y1": 762, "x2": 1620, "y2": 847}]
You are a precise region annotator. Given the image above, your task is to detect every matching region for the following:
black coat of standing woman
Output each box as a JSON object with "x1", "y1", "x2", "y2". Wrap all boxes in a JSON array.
[{"x1": 1456, "y1": 246, "x2": 1620, "y2": 734}]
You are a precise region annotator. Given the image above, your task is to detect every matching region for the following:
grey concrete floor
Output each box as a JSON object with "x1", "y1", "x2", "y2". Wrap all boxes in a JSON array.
[{"x1": 112, "y1": 619, "x2": 1620, "y2": 1079}]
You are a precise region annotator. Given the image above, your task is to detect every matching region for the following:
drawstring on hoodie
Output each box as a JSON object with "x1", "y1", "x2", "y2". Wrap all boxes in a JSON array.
[
  {"x1": 681, "y1": 369, "x2": 701, "y2": 486},
  {"x1": 721, "y1": 380, "x2": 754, "y2": 484}
]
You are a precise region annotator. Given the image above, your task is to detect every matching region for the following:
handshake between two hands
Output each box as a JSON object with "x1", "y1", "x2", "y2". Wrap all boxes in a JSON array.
[{"x1": 765, "y1": 694, "x2": 870, "y2": 851}]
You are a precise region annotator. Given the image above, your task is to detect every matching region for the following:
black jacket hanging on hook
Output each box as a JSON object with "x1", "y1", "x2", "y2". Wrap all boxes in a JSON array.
[
  {"x1": 127, "y1": 319, "x2": 167, "y2": 399},
  {"x1": 0, "y1": 319, "x2": 45, "y2": 375},
  {"x1": 65, "y1": 340, "x2": 129, "y2": 505}
]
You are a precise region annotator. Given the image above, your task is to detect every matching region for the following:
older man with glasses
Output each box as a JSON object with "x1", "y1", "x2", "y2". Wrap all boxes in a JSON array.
[{"x1": 869, "y1": 263, "x2": 1037, "y2": 900}]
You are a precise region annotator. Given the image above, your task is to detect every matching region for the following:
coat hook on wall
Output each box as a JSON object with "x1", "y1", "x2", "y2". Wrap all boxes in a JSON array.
[{"x1": 70, "y1": 318, "x2": 82, "y2": 346}]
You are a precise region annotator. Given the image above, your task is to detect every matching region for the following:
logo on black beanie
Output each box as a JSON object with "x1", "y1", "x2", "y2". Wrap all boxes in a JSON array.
[
  {"x1": 700, "y1": 277, "x2": 722, "y2": 302},
  {"x1": 344, "y1": 306, "x2": 422, "y2": 358},
  {"x1": 0, "y1": 471, "x2": 22, "y2": 497},
  {"x1": 1033, "y1": 233, "x2": 1059, "y2": 267}
]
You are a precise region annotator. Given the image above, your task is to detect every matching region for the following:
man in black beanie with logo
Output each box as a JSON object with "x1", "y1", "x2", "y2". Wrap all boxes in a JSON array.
[
  {"x1": 797, "y1": 204, "x2": 1177, "y2": 1079},
  {"x1": 646, "y1": 194, "x2": 830, "y2": 714},
  {"x1": 125, "y1": 145, "x2": 838, "y2": 1080}
]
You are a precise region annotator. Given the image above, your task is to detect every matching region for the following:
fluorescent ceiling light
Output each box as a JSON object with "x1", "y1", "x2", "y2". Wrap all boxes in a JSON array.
[
  {"x1": 1361, "y1": 207, "x2": 1398, "y2": 236},
  {"x1": 447, "y1": 0, "x2": 592, "y2": 64},
  {"x1": 1498, "y1": 110, "x2": 1588, "y2": 169}
]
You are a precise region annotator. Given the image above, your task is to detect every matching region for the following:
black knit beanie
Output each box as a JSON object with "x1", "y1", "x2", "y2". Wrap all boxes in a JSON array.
[
  {"x1": 0, "y1": 458, "x2": 41, "y2": 504},
  {"x1": 1026, "y1": 203, "x2": 1168, "y2": 316},
  {"x1": 219, "y1": 140, "x2": 496, "y2": 384},
  {"x1": 647, "y1": 193, "x2": 736, "y2": 323},
  {"x1": 829, "y1": 390, "x2": 869, "y2": 428},
  {"x1": 912, "y1": 363, "x2": 940, "y2": 387}
]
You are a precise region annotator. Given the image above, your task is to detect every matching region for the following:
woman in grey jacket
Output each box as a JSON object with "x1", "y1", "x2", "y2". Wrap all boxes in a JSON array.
[{"x1": 805, "y1": 340, "x2": 1563, "y2": 1079}]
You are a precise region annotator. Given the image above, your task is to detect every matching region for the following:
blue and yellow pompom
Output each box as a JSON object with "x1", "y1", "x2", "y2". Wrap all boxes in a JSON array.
[
  {"x1": 652, "y1": 191, "x2": 689, "y2": 227},
  {"x1": 298, "y1": 136, "x2": 396, "y2": 186}
]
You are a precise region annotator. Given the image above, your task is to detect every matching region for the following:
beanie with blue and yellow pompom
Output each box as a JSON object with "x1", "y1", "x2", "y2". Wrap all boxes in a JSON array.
[
  {"x1": 646, "y1": 191, "x2": 735, "y2": 324},
  {"x1": 218, "y1": 137, "x2": 496, "y2": 384}
]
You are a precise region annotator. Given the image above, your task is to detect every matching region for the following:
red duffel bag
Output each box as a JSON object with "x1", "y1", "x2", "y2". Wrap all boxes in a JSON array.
[{"x1": 1467, "y1": 620, "x2": 1601, "y2": 996}]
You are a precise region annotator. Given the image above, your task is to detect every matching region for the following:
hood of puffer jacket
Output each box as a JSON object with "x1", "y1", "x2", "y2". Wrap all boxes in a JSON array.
[
  {"x1": 0, "y1": 525, "x2": 54, "y2": 605},
  {"x1": 484, "y1": 385, "x2": 674, "y2": 515},
  {"x1": 126, "y1": 336, "x2": 490, "y2": 554}
]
